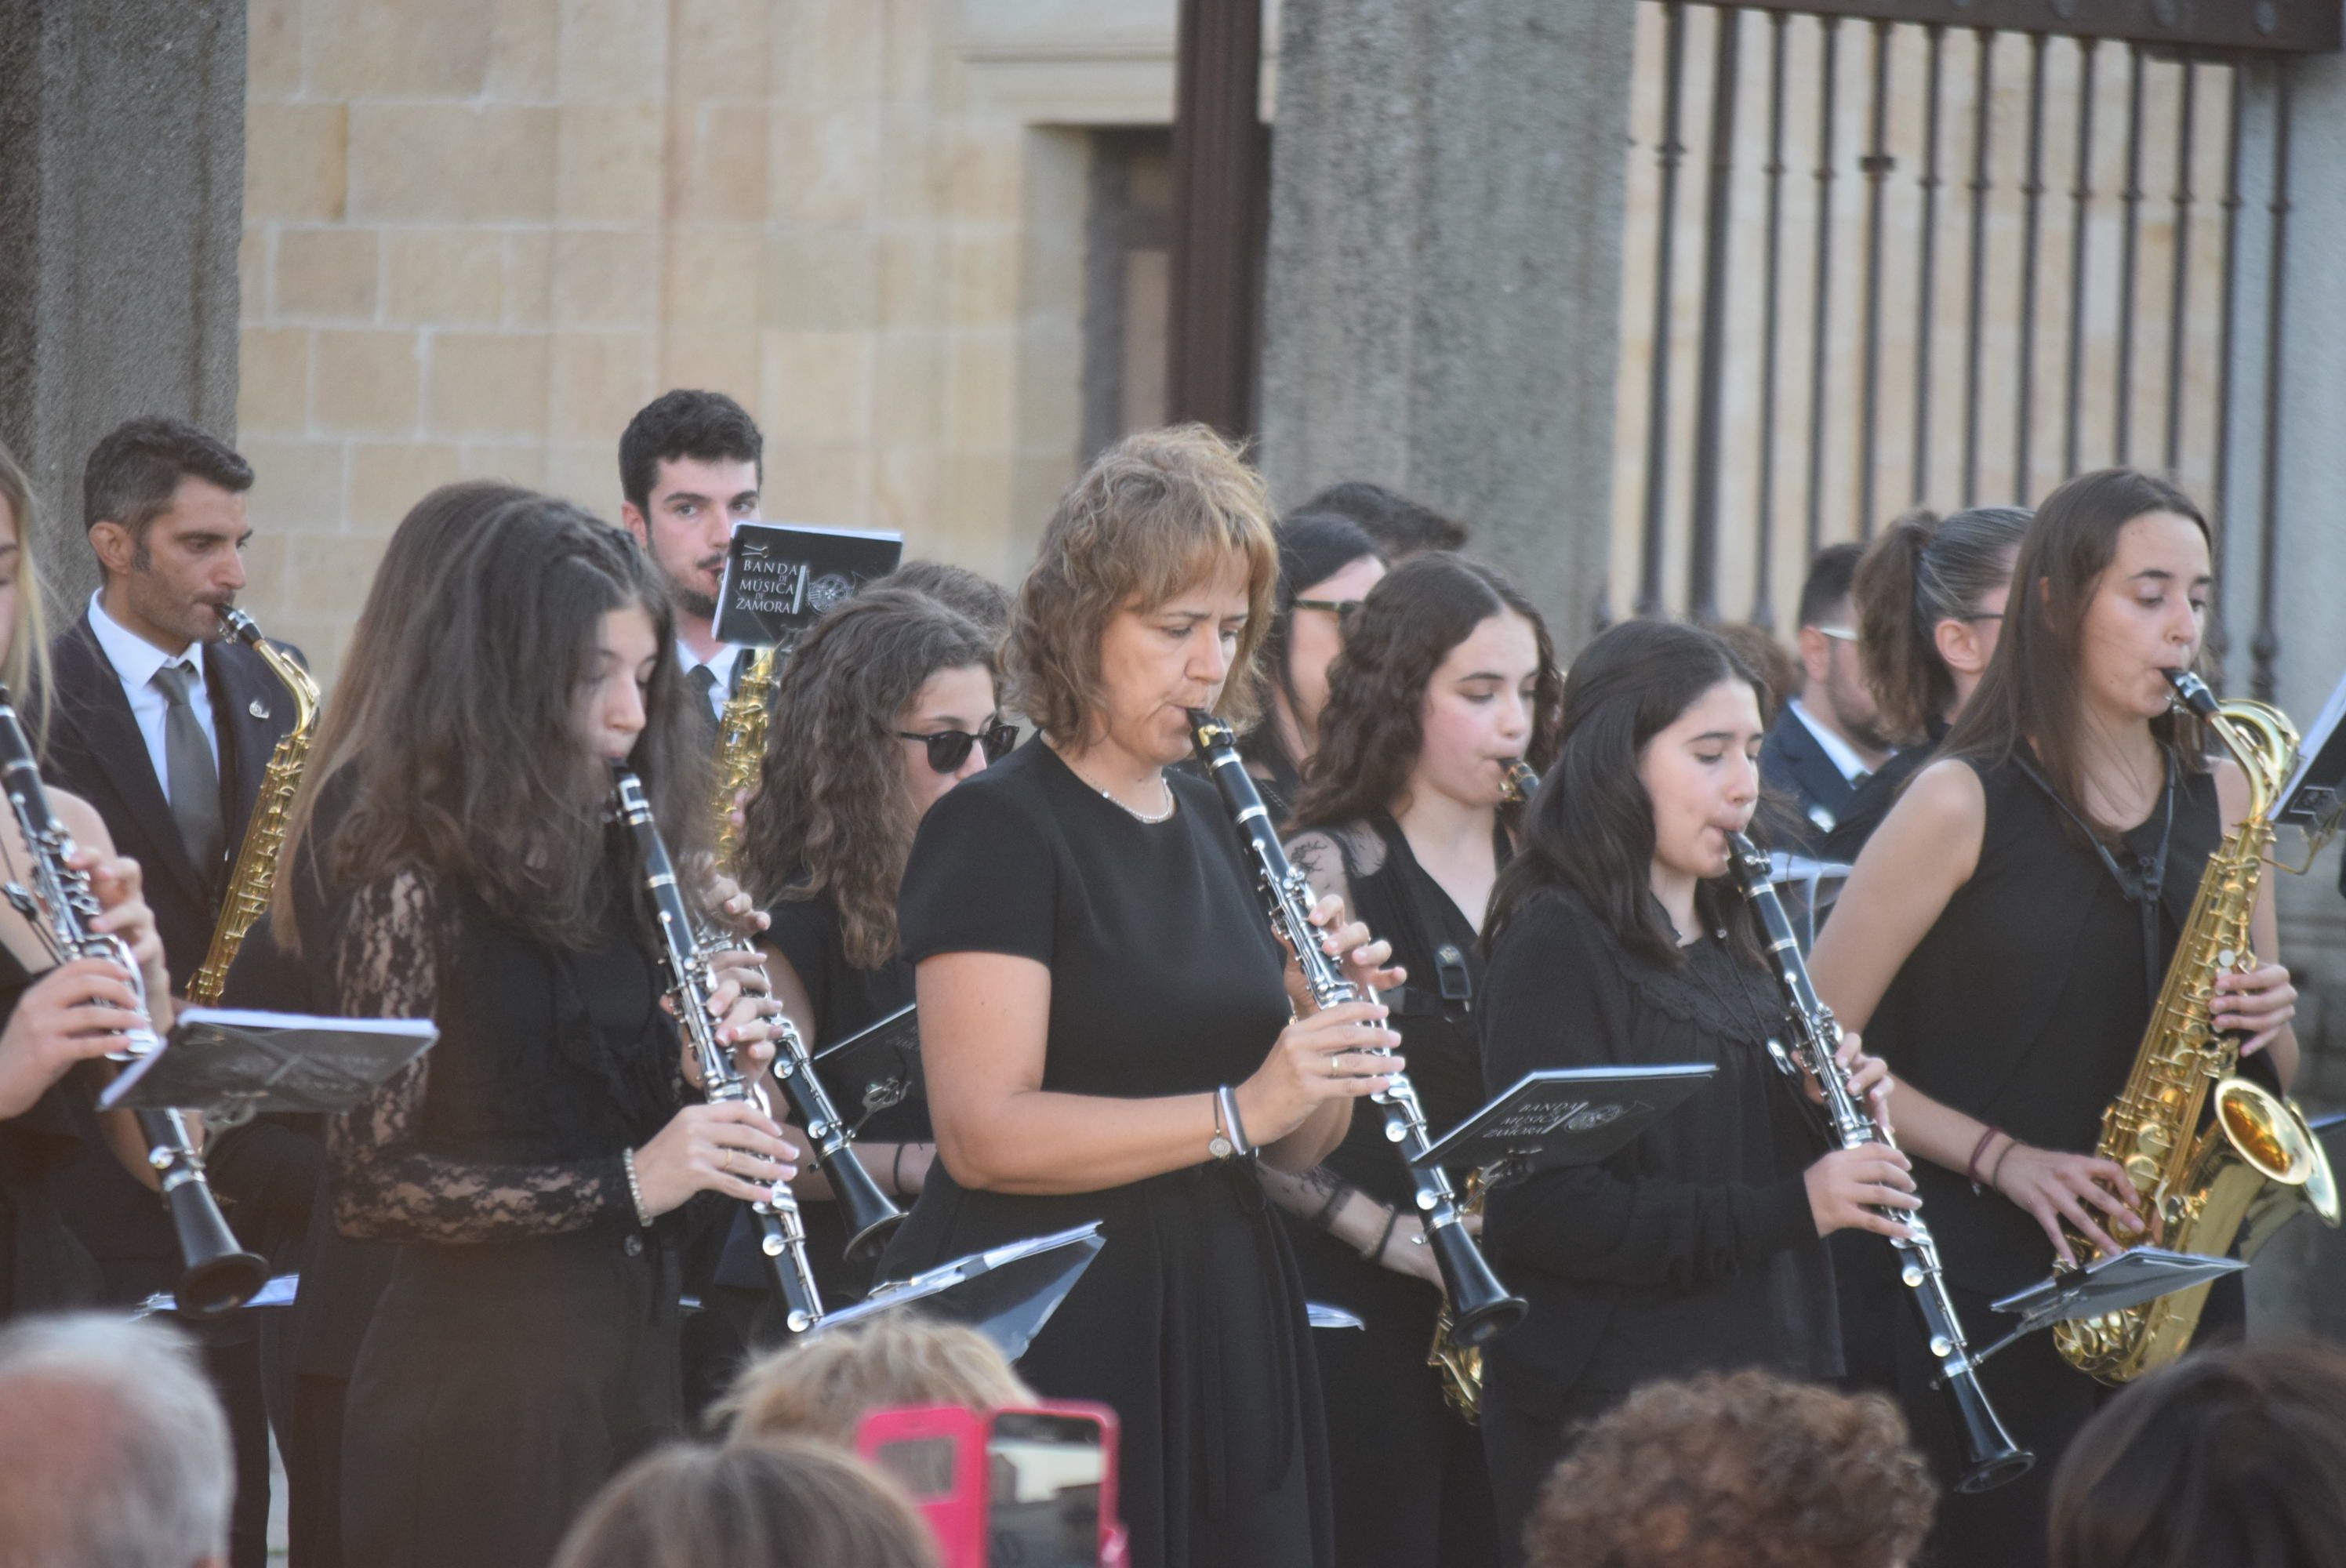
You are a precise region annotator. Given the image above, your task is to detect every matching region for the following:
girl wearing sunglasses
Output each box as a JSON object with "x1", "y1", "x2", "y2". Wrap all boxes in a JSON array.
[
  {"x1": 729, "y1": 586, "x2": 1007, "y2": 1308},
  {"x1": 1241, "y1": 513, "x2": 1388, "y2": 826}
]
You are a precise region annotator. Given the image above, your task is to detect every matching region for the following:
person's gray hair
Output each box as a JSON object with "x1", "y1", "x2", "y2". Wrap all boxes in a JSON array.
[{"x1": 0, "y1": 1313, "x2": 232, "y2": 1568}]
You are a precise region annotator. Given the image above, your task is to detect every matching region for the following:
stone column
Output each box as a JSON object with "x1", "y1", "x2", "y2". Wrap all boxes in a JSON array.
[
  {"x1": 0, "y1": 0, "x2": 245, "y2": 612},
  {"x1": 1258, "y1": 0, "x2": 1637, "y2": 650}
]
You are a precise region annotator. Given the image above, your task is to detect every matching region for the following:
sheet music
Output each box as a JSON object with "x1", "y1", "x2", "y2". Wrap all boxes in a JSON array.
[{"x1": 2280, "y1": 662, "x2": 2346, "y2": 822}]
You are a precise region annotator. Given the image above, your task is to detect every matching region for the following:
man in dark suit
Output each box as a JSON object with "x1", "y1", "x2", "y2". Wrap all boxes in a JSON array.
[
  {"x1": 617, "y1": 389, "x2": 766, "y2": 745},
  {"x1": 38, "y1": 416, "x2": 311, "y2": 1568},
  {"x1": 1761, "y1": 543, "x2": 1894, "y2": 848}
]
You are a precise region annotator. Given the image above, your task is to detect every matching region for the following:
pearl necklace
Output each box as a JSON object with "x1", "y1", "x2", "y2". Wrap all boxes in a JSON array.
[{"x1": 1071, "y1": 764, "x2": 1175, "y2": 823}]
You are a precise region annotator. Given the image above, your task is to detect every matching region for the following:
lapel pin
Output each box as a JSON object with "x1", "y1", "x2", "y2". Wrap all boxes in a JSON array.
[{"x1": 249, "y1": 699, "x2": 271, "y2": 720}]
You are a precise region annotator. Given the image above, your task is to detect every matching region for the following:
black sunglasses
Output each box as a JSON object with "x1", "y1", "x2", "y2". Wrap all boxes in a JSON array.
[
  {"x1": 1290, "y1": 597, "x2": 1364, "y2": 626},
  {"x1": 896, "y1": 722, "x2": 1020, "y2": 774}
]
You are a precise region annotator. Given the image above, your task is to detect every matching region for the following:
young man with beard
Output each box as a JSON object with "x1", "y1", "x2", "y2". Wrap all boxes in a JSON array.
[
  {"x1": 617, "y1": 390, "x2": 764, "y2": 742},
  {"x1": 1762, "y1": 543, "x2": 1897, "y2": 845}
]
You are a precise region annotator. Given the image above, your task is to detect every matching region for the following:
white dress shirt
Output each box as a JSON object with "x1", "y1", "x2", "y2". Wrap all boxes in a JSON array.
[
  {"x1": 1786, "y1": 696, "x2": 1875, "y2": 784},
  {"x1": 677, "y1": 641, "x2": 742, "y2": 719},
  {"x1": 87, "y1": 590, "x2": 220, "y2": 801}
]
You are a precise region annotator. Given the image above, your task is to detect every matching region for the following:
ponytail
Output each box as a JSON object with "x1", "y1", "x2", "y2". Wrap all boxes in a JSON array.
[{"x1": 1854, "y1": 505, "x2": 2029, "y2": 743}]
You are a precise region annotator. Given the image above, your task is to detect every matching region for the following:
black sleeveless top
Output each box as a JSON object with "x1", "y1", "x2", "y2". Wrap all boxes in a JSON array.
[{"x1": 1864, "y1": 751, "x2": 2223, "y2": 1298}]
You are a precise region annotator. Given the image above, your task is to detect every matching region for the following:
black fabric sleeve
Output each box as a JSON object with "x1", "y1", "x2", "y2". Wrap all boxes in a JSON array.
[
  {"x1": 898, "y1": 775, "x2": 1059, "y2": 967},
  {"x1": 762, "y1": 894, "x2": 838, "y2": 1039},
  {"x1": 1480, "y1": 894, "x2": 1815, "y2": 1291}
]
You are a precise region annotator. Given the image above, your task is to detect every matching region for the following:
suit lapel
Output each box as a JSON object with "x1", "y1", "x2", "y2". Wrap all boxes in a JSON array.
[
  {"x1": 49, "y1": 615, "x2": 208, "y2": 910},
  {"x1": 209, "y1": 644, "x2": 289, "y2": 848}
]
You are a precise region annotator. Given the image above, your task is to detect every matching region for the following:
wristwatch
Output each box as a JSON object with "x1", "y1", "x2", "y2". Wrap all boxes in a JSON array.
[{"x1": 1210, "y1": 1085, "x2": 1252, "y2": 1161}]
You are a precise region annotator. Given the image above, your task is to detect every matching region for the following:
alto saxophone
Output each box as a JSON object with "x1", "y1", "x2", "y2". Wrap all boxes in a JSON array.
[
  {"x1": 2053, "y1": 671, "x2": 2341, "y2": 1384},
  {"x1": 710, "y1": 646, "x2": 780, "y2": 876},
  {"x1": 1425, "y1": 757, "x2": 1542, "y2": 1421},
  {"x1": 186, "y1": 610, "x2": 320, "y2": 1007}
]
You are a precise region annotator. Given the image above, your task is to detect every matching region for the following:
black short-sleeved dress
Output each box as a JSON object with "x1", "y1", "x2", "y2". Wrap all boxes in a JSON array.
[
  {"x1": 1852, "y1": 752, "x2": 2220, "y2": 1568},
  {"x1": 321, "y1": 866, "x2": 707, "y2": 1568},
  {"x1": 1478, "y1": 884, "x2": 1838, "y2": 1565},
  {"x1": 1283, "y1": 816, "x2": 1499, "y2": 1568},
  {"x1": 878, "y1": 739, "x2": 1334, "y2": 1568}
]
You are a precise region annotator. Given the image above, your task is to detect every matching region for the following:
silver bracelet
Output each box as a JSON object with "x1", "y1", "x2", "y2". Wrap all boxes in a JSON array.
[
  {"x1": 621, "y1": 1147, "x2": 653, "y2": 1229},
  {"x1": 1215, "y1": 1084, "x2": 1254, "y2": 1160}
]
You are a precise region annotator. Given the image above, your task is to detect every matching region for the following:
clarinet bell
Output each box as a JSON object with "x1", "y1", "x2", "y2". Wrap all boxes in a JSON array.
[
  {"x1": 162, "y1": 1186, "x2": 267, "y2": 1317},
  {"x1": 1430, "y1": 1220, "x2": 1527, "y2": 1348},
  {"x1": 830, "y1": 1150, "x2": 906, "y2": 1263}
]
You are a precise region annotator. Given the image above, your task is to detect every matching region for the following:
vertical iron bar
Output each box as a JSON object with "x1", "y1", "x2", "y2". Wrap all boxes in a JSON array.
[
  {"x1": 2062, "y1": 38, "x2": 2097, "y2": 482},
  {"x1": 1636, "y1": 2, "x2": 1690, "y2": 620},
  {"x1": 1755, "y1": 11, "x2": 1792, "y2": 630},
  {"x1": 1962, "y1": 30, "x2": 1996, "y2": 508},
  {"x1": 1913, "y1": 24, "x2": 1945, "y2": 506},
  {"x1": 2016, "y1": 31, "x2": 2049, "y2": 504},
  {"x1": 1858, "y1": 19, "x2": 1892, "y2": 535},
  {"x1": 1807, "y1": 16, "x2": 1842, "y2": 556},
  {"x1": 2253, "y1": 68, "x2": 2293, "y2": 704},
  {"x1": 2210, "y1": 70, "x2": 2245, "y2": 681},
  {"x1": 1688, "y1": 9, "x2": 1742, "y2": 626},
  {"x1": 2164, "y1": 62, "x2": 2196, "y2": 474},
  {"x1": 2115, "y1": 44, "x2": 2146, "y2": 463}
]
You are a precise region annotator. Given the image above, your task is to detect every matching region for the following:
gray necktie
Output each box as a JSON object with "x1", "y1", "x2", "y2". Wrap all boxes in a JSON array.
[
  {"x1": 688, "y1": 663, "x2": 722, "y2": 717},
  {"x1": 151, "y1": 662, "x2": 225, "y2": 879}
]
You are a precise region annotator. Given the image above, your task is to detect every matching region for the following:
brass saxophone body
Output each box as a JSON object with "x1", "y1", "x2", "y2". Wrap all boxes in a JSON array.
[
  {"x1": 186, "y1": 610, "x2": 320, "y2": 1007},
  {"x1": 2052, "y1": 673, "x2": 2341, "y2": 1385},
  {"x1": 710, "y1": 646, "x2": 780, "y2": 875}
]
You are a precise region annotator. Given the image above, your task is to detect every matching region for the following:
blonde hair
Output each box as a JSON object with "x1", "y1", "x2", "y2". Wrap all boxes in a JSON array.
[
  {"x1": 1007, "y1": 424, "x2": 1279, "y2": 743},
  {"x1": 550, "y1": 1437, "x2": 937, "y2": 1568},
  {"x1": 0, "y1": 438, "x2": 58, "y2": 735},
  {"x1": 714, "y1": 1314, "x2": 1034, "y2": 1449}
]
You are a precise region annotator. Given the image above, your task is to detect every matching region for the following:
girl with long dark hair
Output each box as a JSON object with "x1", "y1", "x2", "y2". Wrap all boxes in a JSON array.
[
  {"x1": 1240, "y1": 513, "x2": 1386, "y2": 822},
  {"x1": 282, "y1": 495, "x2": 798, "y2": 1568},
  {"x1": 1269, "y1": 552, "x2": 1561, "y2": 1568},
  {"x1": 1810, "y1": 469, "x2": 2298, "y2": 1566},
  {"x1": 1477, "y1": 619, "x2": 1905, "y2": 1564},
  {"x1": 1819, "y1": 504, "x2": 2030, "y2": 859}
]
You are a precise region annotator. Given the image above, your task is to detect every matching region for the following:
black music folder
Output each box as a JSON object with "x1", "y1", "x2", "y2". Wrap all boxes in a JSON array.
[
  {"x1": 100, "y1": 1008, "x2": 438, "y2": 1117},
  {"x1": 1412, "y1": 1065, "x2": 1718, "y2": 1178},
  {"x1": 1988, "y1": 1247, "x2": 2246, "y2": 1335},
  {"x1": 819, "y1": 1222, "x2": 1106, "y2": 1363},
  {"x1": 713, "y1": 522, "x2": 904, "y2": 650},
  {"x1": 815, "y1": 1003, "x2": 923, "y2": 1134}
]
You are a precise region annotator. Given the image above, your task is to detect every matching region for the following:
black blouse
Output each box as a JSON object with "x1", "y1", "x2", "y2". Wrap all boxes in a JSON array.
[
  {"x1": 0, "y1": 945, "x2": 104, "y2": 1319},
  {"x1": 762, "y1": 884, "x2": 923, "y2": 1145},
  {"x1": 322, "y1": 866, "x2": 696, "y2": 1247},
  {"x1": 1479, "y1": 885, "x2": 1838, "y2": 1415}
]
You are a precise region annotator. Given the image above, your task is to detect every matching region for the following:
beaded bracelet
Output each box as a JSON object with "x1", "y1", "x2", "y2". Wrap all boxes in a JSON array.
[{"x1": 621, "y1": 1148, "x2": 653, "y2": 1229}]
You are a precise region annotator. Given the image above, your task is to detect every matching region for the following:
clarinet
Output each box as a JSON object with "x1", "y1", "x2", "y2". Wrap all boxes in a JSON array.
[
  {"x1": 1727, "y1": 831, "x2": 2033, "y2": 1494},
  {"x1": 0, "y1": 687, "x2": 266, "y2": 1316},
  {"x1": 611, "y1": 768, "x2": 825, "y2": 1334},
  {"x1": 1190, "y1": 711, "x2": 1527, "y2": 1347},
  {"x1": 733, "y1": 953, "x2": 903, "y2": 1262}
]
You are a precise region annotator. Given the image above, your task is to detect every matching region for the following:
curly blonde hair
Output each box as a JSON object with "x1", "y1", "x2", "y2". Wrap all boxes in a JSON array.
[
  {"x1": 1524, "y1": 1370, "x2": 1937, "y2": 1568},
  {"x1": 713, "y1": 1313, "x2": 1034, "y2": 1449},
  {"x1": 1007, "y1": 425, "x2": 1279, "y2": 743},
  {"x1": 735, "y1": 588, "x2": 997, "y2": 969}
]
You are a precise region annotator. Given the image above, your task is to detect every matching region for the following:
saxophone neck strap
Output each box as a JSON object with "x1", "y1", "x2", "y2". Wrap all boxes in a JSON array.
[{"x1": 2012, "y1": 749, "x2": 2178, "y2": 1017}]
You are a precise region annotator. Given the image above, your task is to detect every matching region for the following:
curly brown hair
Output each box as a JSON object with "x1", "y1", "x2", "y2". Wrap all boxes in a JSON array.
[
  {"x1": 735, "y1": 588, "x2": 997, "y2": 969},
  {"x1": 1290, "y1": 552, "x2": 1562, "y2": 834},
  {"x1": 1006, "y1": 425, "x2": 1279, "y2": 743},
  {"x1": 1524, "y1": 1369, "x2": 1937, "y2": 1568}
]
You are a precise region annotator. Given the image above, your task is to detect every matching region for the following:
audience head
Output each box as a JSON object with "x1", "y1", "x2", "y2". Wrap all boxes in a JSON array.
[
  {"x1": 736, "y1": 589, "x2": 1003, "y2": 967},
  {"x1": 81, "y1": 416, "x2": 254, "y2": 652},
  {"x1": 1008, "y1": 424, "x2": 1278, "y2": 760},
  {"x1": 1793, "y1": 542, "x2": 1888, "y2": 754},
  {"x1": 1854, "y1": 505, "x2": 2029, "y2": 743},
  {"x1": 1945, "y1": 467, "x2": 2212, "y2": 835},
  {"x1": 0, "y1": 437, "x2": 56, "y2": 705},
  {"x1": 1523, "y1": 1368, "x2": 1935, "y2": 1568},
  {"x1": 1712, "y1": 622, "x2": 1799, "y2": 723},
  {"x1": 551, "y1": 1436, "x2": 939, "y2": 1568},
  {"x1": 325, "y1": 491, "x2": 700, "y2": 949},
  {"x1": 1299, "y1": 479, "x2": 1468, "y2": 559},
  {"x1": 1487, "y1": 619, "x2": 1767, "y2": 967},
  {"x1": 2049, "y1": 1338, "x2": 2346, "y2": 1568},
  {"x1": 0, "y1": 1314, "x2": 234, "y2": 1568},
  {"x1": 716, "y1": 1312, "x2": 1034, "y2": 1450},
  {"x1": 877, "y1": 560, "x2": 1013, "y2": 638},
  {"x1": 1258, "y1": 511, "x2": 1386, "y2": 772},
  {"x1": 1292, "y1": 551, "x2": 1560, "y2": 834},
  {"x1": 617, "y1": 389, "x2": 764, "y2": 626}
]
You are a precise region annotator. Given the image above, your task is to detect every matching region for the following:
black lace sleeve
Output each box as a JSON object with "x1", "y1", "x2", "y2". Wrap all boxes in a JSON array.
[{"x1": 325, "y1": 872, "x2": 636, "y2": 1243}]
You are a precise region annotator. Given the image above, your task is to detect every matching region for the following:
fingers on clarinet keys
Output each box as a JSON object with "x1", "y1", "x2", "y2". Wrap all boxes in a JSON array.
[
  {"x1": 636, "y1": 1102, "x2": 801, "y2": 1217},
  {"x1": 1806, "y1": 1145, "x2": 1919, "y2": 1240}
]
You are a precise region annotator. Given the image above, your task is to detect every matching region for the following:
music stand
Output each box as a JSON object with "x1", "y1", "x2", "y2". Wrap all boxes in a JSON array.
[
  {"x1": 1967, "y1": 1247, "x2": 2248, "y2": 1368},
  {"x1": 2279, "y1": 662, "x2": 2346, "y2": 835},
  {"x1": 1307, "y1": 1303, "x2": 1366, "y2": 1331},
  {"x1": 1413, "y1": 1065, "x2": 1719, "y2": 1185},
  {"x1": 813, "y1": 1004, "x2": 922, "y2": 1136},
  {"x1": 811, "y1": 1223, "x2": 1105, "y2": 1364},
  {"x1": 137, "y1": 1273, "x2": 300, "y2": 1319},
  {"x1": 100, "y1": 1008, "x2": 438, "y2": 1118}
]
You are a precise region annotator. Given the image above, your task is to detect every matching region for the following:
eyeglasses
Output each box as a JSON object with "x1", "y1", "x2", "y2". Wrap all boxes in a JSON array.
[
  {"x1": 1291, "y1": 597, "x2": 1364, "y2": 626},
  {"x1": 1814, "y1": 626, "x2": 1860, "y2": 643},
  {"x1": 896, "y1": 723, "x2": 1020, "y2": 774}
]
